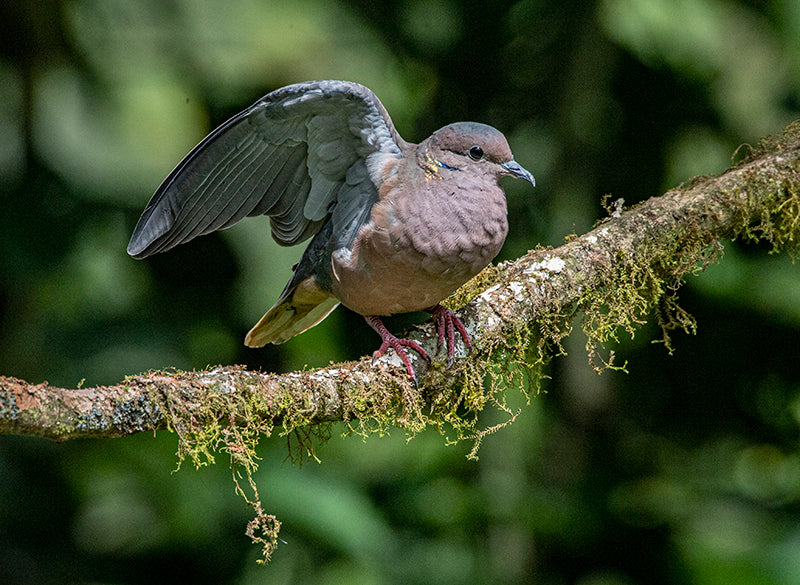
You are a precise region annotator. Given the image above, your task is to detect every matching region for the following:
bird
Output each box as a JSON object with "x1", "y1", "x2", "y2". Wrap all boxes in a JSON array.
[{"x1": 128, "y1": 80, "x2": 535, "y2": 380}]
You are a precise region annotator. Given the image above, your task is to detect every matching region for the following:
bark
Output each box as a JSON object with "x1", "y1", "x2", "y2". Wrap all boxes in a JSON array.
[{"x1": 2, "y1": 121, "x2": 799, "y2": 442}]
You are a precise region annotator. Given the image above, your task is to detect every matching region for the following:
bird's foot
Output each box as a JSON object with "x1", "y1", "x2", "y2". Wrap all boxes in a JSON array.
[
  {"x1": 365, "y1": 315, "x2": 429, "y2": 380},
  {"x1": 427, "y1": 304, "x2": 471, "y2": 367}
]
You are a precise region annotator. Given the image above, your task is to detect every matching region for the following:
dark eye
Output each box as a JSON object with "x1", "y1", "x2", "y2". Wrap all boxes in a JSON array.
[{"x1": 468, "y1": 145, "x2": 484, "y2": 161}]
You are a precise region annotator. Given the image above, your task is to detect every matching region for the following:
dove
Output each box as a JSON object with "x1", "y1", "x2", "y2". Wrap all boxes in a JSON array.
[{"x1": 128, "y1": 80, "x2": 535, "y2": 379}]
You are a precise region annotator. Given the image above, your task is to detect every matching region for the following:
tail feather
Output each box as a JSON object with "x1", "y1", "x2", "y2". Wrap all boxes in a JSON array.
[{"x1": 244, "y1": 278, "x2": 340, "y2": 347}]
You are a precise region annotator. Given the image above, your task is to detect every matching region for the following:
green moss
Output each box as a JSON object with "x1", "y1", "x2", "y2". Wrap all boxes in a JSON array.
[
  {"x1": 574, "y1": 121, "x2": 800, "y2": 372},
  {"x1": 579, "y1": 238, "x2": 720, "y2": 370},
  {"x1": 422, "y1": 305, "x2": 554, "y2": 460},
  {"x1": 440, "y1": 263, "x2": 504, "y2": 311},
  {"x1": 743, "y1": 119, "x2": 800, "y2": 259},
  {"x1": 148, "y1": 366, "x2": 329, "y2": 562}
]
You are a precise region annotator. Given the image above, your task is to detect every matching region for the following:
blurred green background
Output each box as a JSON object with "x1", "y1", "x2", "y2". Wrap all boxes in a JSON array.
[{"x1": 2, "y1": 0, "x2": 800, "y2": 583}]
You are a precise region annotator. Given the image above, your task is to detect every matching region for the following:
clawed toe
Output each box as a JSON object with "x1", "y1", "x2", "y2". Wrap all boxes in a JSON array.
[
  {"x1": 366, "y1": 316, "x2": 429, "y2": 379},
  {"x1": 428, "y1": 304, "x2": 471, "y2": 367}
]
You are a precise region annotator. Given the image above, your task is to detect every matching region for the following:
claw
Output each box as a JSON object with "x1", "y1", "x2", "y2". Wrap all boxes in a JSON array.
[{"x1": 365, "y1": 315, "x2": 429, "y2": 380}]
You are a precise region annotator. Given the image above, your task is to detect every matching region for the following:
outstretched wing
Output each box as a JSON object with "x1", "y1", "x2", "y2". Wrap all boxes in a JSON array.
[{"x1": 127, "y1": 80, "x2": 405, "y2": 259}]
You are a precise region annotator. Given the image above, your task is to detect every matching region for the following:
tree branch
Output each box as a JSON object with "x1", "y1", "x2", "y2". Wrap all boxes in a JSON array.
[{"x1": 3, "y1": 122, "x2": 800, "y2": 443}]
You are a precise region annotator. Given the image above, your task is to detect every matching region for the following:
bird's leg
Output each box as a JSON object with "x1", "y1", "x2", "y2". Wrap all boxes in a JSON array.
[
  {"x1": 426, "y1": 304, "x2": 472, "y2": 367},
  {"x1": 365, "y1": 315, "x2": 430, "y2": 379}
]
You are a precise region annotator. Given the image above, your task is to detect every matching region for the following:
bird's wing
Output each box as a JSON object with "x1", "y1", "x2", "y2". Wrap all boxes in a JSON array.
[{"x1": 127, "y1": 80, "x2": 405, "y2": 258}]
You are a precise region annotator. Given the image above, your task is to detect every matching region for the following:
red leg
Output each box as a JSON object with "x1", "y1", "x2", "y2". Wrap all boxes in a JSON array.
[
  {"x1": 427, "y1": 304, "x2": 471, "y2": 367},
  {"x1": 365, "y1": 315, "x2": 429, "y2": 379}
]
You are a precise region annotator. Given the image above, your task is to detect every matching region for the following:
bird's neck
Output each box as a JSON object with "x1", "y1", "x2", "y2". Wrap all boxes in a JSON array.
[{"x1": 416, "y1": 147, "x2": 458, "y2": 180}]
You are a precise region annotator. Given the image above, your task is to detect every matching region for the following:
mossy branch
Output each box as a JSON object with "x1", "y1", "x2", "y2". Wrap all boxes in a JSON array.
[{"x1": 2, "y1": 121, "x2": 800, "y2": 446}]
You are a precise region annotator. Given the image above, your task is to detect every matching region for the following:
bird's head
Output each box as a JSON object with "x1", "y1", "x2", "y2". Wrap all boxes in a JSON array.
[{"x1": 421, "y1": 122, "x2": 535, "y2": 186}]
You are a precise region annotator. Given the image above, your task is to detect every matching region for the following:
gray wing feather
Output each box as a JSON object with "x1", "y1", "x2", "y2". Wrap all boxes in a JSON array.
[{"x1": 128, "y1": 80, "x2": 403, "y2": 258}]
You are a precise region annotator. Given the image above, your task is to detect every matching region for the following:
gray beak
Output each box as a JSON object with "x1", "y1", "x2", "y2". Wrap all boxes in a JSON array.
[{"x1": 500, "y1": 160, "x2": 536, "y2": 186}]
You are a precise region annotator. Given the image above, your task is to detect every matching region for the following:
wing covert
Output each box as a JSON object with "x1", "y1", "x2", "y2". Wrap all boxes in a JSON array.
[{"x1": 127, "y1": 80, "x2": 405, "y2": 258}]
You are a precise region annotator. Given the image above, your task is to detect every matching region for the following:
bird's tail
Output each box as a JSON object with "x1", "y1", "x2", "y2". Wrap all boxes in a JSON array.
[{"x1": 244, "y1": 277, "x2": 340, "y2": 347}]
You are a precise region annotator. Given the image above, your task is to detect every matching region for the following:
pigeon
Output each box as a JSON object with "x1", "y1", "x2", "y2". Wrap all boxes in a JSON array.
[{"x1": 128, "y1": 80, "x2": 535, "y2": 379}]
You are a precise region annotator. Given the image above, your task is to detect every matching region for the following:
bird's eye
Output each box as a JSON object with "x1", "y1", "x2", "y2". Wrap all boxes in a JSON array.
[{"x1": 468, "y1": 145, "x2": 484, "y2": 161}]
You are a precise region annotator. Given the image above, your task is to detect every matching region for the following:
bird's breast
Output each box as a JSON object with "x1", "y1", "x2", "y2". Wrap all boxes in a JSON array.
[{"x1": 329, "y1": 177, "x2": 508, "y2": 316}]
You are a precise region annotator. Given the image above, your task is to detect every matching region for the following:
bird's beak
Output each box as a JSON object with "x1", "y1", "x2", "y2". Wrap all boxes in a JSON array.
[{"x1": 500, "y1": 160, "x2": 536, "y2": 186}]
